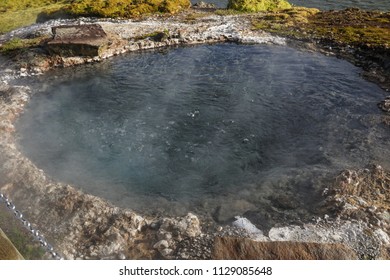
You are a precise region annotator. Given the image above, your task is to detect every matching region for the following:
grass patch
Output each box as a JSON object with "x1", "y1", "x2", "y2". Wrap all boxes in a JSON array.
[
  {"x1": 67, "y1": 0, "x2": 191, "y2": 18},
  {"x1": 0, "y1": 208, "x2": 46, "y2": 260},
  {"x1": 252, "y1": 7, "x2": 390, "y2": 48},
  {"x1": 0, "y1": 37, "x2": 48, "y2": 54},
  {"x1": 214, "y1": 9, "x2": 247, "y2": 16},
  {"x1": 227, "y1": 0, "x2": 291, "y2": 13},
  {"x1": 0, "y1": 3, "x2": 68, "y2": 34},
  {"x1": 0, "y1": 0, "x2": 191, "y2": 33}
]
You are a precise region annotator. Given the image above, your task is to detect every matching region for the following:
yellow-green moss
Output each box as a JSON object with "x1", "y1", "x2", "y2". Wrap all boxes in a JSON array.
[
  {"x1": 67, "y1": 0, "x2": 190, "y2": 18},
  {"x1": 0, "y1": 0, "x2": 191, "y2": 33},
  {"x1": 0, "y1": 37, "x2": 48, "y2": 54},
  {"x1": 0, "y1": 2, "x2": 68, "y2": 34},
  {"x1": 214, "y1": 9, "x2": 246, "y2": 16},
  {"x1": 227, "y1": 0, "x2": 291, "y2": 13},
  {"x1": 252, "y1": 7, "x2": 390, "y2": 48},
  {"x1": 134, "y1": 29, "x2": 169, "y2": 40}
]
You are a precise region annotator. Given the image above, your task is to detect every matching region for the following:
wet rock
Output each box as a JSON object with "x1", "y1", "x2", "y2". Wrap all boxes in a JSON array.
[
  {"x1": 212, "y1": 199, "x2": 257, "y2": 223},
  {"x1": 242, "y1": 210, "x2": 273, "y2": 232},
  {"x1": 150, "y1": 31, "x2": 169, "y2": 42},
  {"x1": 270, "y1": 194, "x2": 299, "y2": 210},
  {"x1": 47, "y1": 24, "x2": 108, "y2": 57},
  {"x1": 212, "y1": 237, "x2": 358, "y2": 260},
  {"x1": 378, "y1": 96, "x2": 390, "y2": 112},
  {"x1": 0, "y1": 84, "x2": 16, "y2": 102}
]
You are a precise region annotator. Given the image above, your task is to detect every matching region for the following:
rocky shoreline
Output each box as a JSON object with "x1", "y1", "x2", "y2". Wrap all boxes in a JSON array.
[{"x1": 0, "y1": 7, "x2": 390, "y2": 259}]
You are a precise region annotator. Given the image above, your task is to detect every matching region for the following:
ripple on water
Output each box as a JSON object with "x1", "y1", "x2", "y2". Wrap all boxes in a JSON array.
[{"x1": 16, "y1": 44, "x2": 389, "y2": 227}]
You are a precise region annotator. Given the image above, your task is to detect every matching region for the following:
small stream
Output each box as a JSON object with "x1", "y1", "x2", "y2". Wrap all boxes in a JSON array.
[{"x1": 16, "y1": 44, "x2": 389, "y2": 227}]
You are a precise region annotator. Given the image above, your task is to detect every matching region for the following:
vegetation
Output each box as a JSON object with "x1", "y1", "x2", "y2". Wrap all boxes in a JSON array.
[
  {"x1": 0, "y1": 0, "x2": 191, "y2": 34},
  {"x1": 0, "y1": 37, "x2": 48, "y2": 54},
  {"x1": 227, "y1": 0, "x2": 291, "y2": 13},
  {"x1": 0, "y1": 209, "x2": 46, "y2": 260},
  {"x1": 68, "y1": 0, "x2": 190, "y2": 18},
  {"x1": 0, "y1": 0, "x2": 66, "y2": 12},
  {"x1": 0, "y1": 1, "x2": 68, "y2": 34},
  {"x1": 251, "y1": 7, "x2": 390, "y2": 48}
]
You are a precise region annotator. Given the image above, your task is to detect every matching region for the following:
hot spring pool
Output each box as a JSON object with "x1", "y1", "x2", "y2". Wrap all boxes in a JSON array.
[{"x1": 16, "y1": 44, "x2": 389, "y2": 227}]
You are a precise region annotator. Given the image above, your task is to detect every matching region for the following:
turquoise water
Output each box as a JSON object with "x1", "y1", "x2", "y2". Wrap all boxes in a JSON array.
[
  {"x1": 192, "y1": 0, "x2": 390, "y2": 10},
  {"x1": 16, "y1": 44, "x2": 389, "y2": 225}
]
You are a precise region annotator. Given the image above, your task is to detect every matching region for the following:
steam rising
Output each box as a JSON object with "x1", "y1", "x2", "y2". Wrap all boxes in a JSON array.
[{"x1": 16, "y1": 44, "x2": 389, "y2": 220}]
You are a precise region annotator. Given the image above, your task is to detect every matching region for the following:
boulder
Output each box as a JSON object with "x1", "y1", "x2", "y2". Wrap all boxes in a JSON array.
[
  {"x1": 212, "y1": 237, "x2": 358, "y2": 259},
  {"x1": 46, "y1": 24, "x2": 108, "y2": 57}
]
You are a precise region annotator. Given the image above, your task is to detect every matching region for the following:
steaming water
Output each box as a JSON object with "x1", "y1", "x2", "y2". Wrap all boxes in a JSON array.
[
  {"x1": 193, "y1": 0, "x2": 390, "y2": 11},
  {"x1": 16, "y1": 44, "x2": 389, "y2": 226}
]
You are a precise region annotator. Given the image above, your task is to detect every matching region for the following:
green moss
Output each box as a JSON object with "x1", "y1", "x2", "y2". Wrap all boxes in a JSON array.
[
  {"x1": 0, "y1": 209, "x2": 46, "y2": 260},
  {"x1": 0, "y1": 0, "x2": 68, "y2": 12},
  {"x1": 160, "y1": 0, "x2": 191, "y2": 14},
  {"x1": 67, "y1": 0, "x2": 190, "y2": 18},
  {"x1": 0, "y1": 3, "x2": 68, "y2": 34},
  {"x1": 5, "y1": 227, "x2": 46, "y2": 259},
  {"x1": 214, "y1": 9, "x2": 246, "y2": 16},
  {"x1": 134, "y1": 29, "x2": 169, "y2": 40},
  {"x1": 227, "y1": 0, "x2": 291, "y2": 13},
  {"x1": 0, "y1": 0, "x2": 191, "y2": 33},
  {"x1": 0, "y1": 37, "x2": 47, "y2": 54},
  {"x1": 251, "y1": 7, "x2": 319, "y2": 37},
  {"x1": 252, "y1": 8, "x2": 390, "y2": 48}
]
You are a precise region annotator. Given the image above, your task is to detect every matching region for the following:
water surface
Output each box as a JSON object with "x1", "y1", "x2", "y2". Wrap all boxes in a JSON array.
[{"x1": 16, "y1": 44, "x2": 389, "y2": 227}]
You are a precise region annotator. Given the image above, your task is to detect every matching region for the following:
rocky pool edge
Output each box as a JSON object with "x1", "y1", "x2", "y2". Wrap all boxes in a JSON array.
[{"x1": 0, "y1": 8, "x2": 390, "y2": 259}]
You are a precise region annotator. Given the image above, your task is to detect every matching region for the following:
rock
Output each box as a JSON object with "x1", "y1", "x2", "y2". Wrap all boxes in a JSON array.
[
  {"x1": 212, "y1": 199, "x2": 257, "y2": 223},
  {"x1": 322, "y1": 166, "x2": 390, "y2": 230},
  {"x1": 193, "y1": 1, "x2": 217, "y2": 9},
  {"x1": 177, "y1": 213, "x2": 201, "y2": 238},
  {"x1": 153, "y1": 240, "x2": 169, "y2": 250},
  {"x1": 227, "y1": 0, "x2": 291, "y2": 13},
  {"x1": 175, "y1": 235, "x2": 214, "y2": 260},
  {"x1": 160, "y1": 248, "x2": 173, "y2": 257},
  {"x1": 270, "y1": 194, "x2": 299, "y2": 210},
  {"x1": 378, "y1": 96, "x2": 390, "y2": 112},
  {"x1": 242, "y1": 210, "x2": 273, "y2": 232},
  {"x1": 378, "y1": 246, "x2": 390, "y2": 259},
  {"x1": 212, "y1": 237, "x2": 358, "y2": 260},
  {"x1": 232, "y1": 216, "x2": 264, "y2": 236},
  {"x1": 46, "y1": 24, "x2": 108, "y2": 57},
  {"x1": 150, "y1": 31, "x2": 169, "y2": 42}
]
